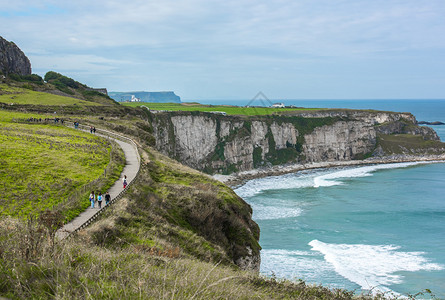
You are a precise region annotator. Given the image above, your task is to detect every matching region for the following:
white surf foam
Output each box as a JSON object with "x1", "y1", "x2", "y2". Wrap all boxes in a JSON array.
[
  {"x1": 236, "y1": 162, "x2": 430, "y2": 197},
  {"x1": 309, "y1": 240, "x2": 443, "y2": 293},
  {"x1": 261, "y1": 249, "x2": 338, "y2": 283},
  {"x1": 234, "y1": 172, "x2": 314, "y2": 198},
  {"x1": 313, "y1": 162, "x2": 425, "y2": 188},
  {"x1": 250, "y1": 203, "x2": 303, "y2": 220}
]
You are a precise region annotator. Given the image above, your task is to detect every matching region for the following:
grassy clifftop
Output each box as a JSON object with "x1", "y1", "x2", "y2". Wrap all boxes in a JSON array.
[{"x1": 124, "y1": 101, "x2": 324, "y2": 116}]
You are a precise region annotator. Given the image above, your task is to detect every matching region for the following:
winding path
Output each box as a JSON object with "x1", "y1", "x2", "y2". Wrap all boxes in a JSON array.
[{"x1": 56, "y1": 125, "x2": 140, "y2": 240}]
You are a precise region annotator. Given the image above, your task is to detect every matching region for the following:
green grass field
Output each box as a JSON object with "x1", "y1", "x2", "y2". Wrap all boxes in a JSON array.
[
  {"x1": 0, "y1": 110, "x2": 115, "y2": 218},
  {"x1": 0, "y1": 84, "x2": 101, "y2": 106},
  {"x1": 123, "y1": 102, "x2": 323, "y2": 116}
]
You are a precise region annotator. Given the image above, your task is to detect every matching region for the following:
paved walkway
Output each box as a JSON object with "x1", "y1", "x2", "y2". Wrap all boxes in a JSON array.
[{"x1": 56, "y1": 133, "x2": 140, "y2": 240}]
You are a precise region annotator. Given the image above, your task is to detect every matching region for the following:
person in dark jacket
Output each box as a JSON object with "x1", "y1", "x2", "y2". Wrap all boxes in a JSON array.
[{"x1": 105, "y1": 191, "x2": 111, "y2": 206}]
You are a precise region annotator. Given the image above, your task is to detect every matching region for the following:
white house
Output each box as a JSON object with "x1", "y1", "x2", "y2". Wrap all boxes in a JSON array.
[
  {"x1": 130, "y1": 95, "x2": 141, "y2": 102},
  {"x1": 271, "y1": 102, "x2": 285, "y2": 108}
]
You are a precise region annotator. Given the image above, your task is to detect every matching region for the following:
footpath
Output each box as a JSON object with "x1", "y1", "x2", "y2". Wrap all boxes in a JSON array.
[{"x1": 56, "y1": 126, "x2": 140, "y2": 240}]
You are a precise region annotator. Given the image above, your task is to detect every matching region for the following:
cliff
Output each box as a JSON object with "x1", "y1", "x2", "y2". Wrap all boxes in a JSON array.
[
  {"x1": 109, "y1": 91, "x2": 181, "y2": 103},
  {"x1": 0, "y1": 36, "x2": 31, "y2": 76},
  {"x1": 150, "y1": 109, "x2": 444, "y2": 174}
]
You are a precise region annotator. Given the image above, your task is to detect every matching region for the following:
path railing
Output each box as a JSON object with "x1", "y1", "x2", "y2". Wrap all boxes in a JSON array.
[
  {"x1": 17, "y1": 119, "x2": 142, "y2": 238},
  {"x1": 63, "y1": 122, "x2": 142, "y2": 237}
]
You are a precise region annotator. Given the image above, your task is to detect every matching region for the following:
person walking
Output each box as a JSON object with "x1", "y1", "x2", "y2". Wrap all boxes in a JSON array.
[
  {"x1": 89, "y1": 191, "x2": 95, "y2": 208},
  {"x1": 123, "y1": 175, "x2": 128, "y2": 189},
  {"x1": 90, "y1": 126, "x2": 93, "y2": 134},
  {"x1": 105, "y1": 191, "x2": 111, "y2": 206},
  {"x1": 97, "y1": 192, "x2": 103, "y2": 209},
  {"x1": 93, "y1": 127, "x2": 96, "y2": 134}
]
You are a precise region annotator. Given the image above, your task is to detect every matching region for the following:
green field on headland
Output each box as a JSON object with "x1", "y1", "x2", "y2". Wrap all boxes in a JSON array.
[{"x1": 123, "y1": 101, "x2": 324, "y2": 115}]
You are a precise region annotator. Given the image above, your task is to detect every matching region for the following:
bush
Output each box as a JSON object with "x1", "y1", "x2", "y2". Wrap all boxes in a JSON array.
[
  {"x1": 7, "y1": 73, "x2": 21, "y2": 81},
  {"x1": 44, "y1": 71, "x2": 84, "y2": 91},
  {"x1": 7, "y1": 73, "x2": 44, "y2": 85},
  {"x1": 44, "y1": 71, "x2": 59, "y2": 82}
]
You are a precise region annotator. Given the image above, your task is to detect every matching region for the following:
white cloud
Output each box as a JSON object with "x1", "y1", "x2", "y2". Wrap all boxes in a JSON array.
[{"x1": 1, "y1": 0, "x2": 445, "y2": 98}]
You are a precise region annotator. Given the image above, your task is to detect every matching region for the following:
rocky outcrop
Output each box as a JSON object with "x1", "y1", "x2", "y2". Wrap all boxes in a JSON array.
[
  {"x1": 0, "y1": 36, "x2": 31, "y2": 76},
  {"x1": 375, "y1": 121, "x2": 440, "y2": 140},
  {"x1": 151, "y1": 110, "x2": 444, "y2": 174}
]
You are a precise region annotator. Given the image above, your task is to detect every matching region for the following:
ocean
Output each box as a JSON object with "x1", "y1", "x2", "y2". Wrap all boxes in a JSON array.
[{"x1": 202, "y1": 99, "x2": 445, "y2": 297}]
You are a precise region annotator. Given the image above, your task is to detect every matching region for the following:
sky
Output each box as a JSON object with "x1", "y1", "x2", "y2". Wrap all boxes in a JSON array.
[{"x1": 1, "y1": 0, "x2": 445, "y2": 100}]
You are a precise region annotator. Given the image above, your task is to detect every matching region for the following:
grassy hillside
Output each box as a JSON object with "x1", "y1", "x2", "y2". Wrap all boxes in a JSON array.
[
  {"x1": 124, "y1": 102, "x2": 324, "y2": 116},
  {"x1": 1, "y1": 70, "x2": 121, "y2": 107},
  {"x1": 0, "y1": 110, "x2": 125, "y2": 220},
  {"x1": 0, "y1": 83, "x2": 101, "y2": 106}
]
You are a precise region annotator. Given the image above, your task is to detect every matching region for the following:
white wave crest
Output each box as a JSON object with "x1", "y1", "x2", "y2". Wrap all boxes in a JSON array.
[
  {"x1": 234, "y1": 173, "x2": 314, "y2": 198},
  {"x1": 250, "y1": 203, "x2": 303, "y2": 220},
  {"x1": 313, "y1": 162, "x2": 423, "y2": 188},
  {"x1": 235, "y1": 162, "x2": 431, "y2": 197},
  {"x1": 309, "y1": 240, "x2": 443, "y2": 293}
]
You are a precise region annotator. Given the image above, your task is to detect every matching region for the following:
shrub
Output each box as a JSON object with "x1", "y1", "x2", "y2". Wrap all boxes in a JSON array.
[
  {"x1": 7, "y1": 73, "x2": 43, "y2": 84},
  {"x1": 44, "y1": 71, "x2": 84, "y2": 92}
]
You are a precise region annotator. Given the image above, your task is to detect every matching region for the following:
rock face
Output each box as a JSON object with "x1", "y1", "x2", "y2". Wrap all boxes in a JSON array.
[
  {"x1": 303, "y1": 120, "x2": 376, "y2": 162},
  {"x1": 151, "y1": 110, "x2": 443, "y2": 174},
  {"x1": 0, "y1": 36, "x2": 31, "y2": 76}
]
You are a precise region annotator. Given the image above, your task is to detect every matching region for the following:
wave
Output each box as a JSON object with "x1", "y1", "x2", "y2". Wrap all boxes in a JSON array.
[
  {"x1": 250, "y1": 203, "x2": 303, "y2": 220},
  {"x1": 234, "y1": 172, "x2": 314, "y2": 198},
  {"x1": 260, "y1": 249, "x2": 337, "y2": 283},
  {"x1": 313, "y1": 162, "x2": 425, "y2": 188},
  {"x1": 309, "y1": 240, "x2": 443, "y2": 294},
  {"x1": 235, "y1": 162, "x2": 430, "y2": 197}
]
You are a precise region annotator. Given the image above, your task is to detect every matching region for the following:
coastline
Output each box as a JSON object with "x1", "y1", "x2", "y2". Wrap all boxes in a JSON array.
[{"x1": 213, "y1": 154, "x2": 445, "y2": 187}]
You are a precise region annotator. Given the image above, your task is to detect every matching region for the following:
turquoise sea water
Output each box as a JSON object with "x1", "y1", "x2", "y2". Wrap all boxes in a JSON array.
[{"x1": 225, "y1": 100, "x2": 445, "y2": 297}]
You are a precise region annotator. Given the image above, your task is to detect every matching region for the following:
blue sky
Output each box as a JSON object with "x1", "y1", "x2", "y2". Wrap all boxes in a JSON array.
[{"x1": 1, "y1": 0, "x2": 445, "y2": 100}]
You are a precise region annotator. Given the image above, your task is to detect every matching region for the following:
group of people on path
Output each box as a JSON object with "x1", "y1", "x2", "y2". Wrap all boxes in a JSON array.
[
  {"x1": 26, "y1": 117, "x2": 64, "y2": 124},
  {"x1": 89, "y1": 175, "x2": 128, "y2": 209},
  {"x1": 89, "y1": 191, "x2": 111, "y2": 209},
  {"x1": 89, "y1": 126, "x2": 96, "y2": 134}
]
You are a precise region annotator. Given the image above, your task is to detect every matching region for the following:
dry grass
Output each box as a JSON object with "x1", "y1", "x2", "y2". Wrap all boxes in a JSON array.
[{"x1": 1, "y1": 216, "x2": 410, "y2": 300}]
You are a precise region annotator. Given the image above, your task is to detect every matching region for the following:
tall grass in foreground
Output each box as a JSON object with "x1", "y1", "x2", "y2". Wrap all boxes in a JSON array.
[{"x1": 3, "y1": 216, "x2": 432, "y2": 300}]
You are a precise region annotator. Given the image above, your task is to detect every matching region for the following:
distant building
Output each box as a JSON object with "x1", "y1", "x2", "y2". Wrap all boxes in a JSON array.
[
  {"x1": 130, "y1": 95, "x2": 141, "y2": 102},
  {"x1": 271, "y1": 103, "x2": 285, "y2": 108}
]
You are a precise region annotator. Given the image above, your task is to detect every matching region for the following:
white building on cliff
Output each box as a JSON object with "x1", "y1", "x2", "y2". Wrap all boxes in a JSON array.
[{"x1": 130, "y1": 95, "x2": 141, "y2": 102}]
